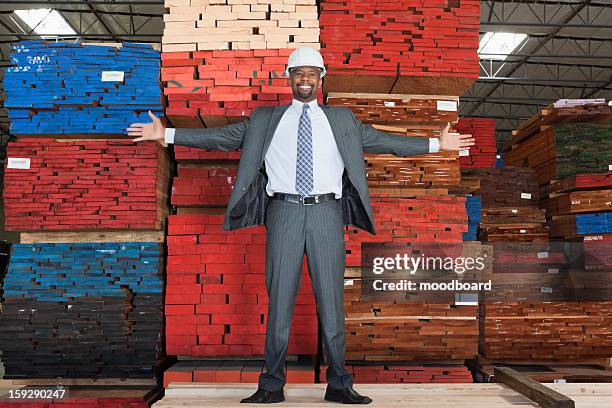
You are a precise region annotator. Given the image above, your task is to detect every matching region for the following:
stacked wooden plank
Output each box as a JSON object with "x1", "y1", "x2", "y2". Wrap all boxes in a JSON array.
[
  {"x1": 163, "y1": 360, "x2": 314, "y2": 387},
  {"x1": 320, "y1": 0, "x2": 480, "y2": 95},
  {"x1": 342, "y1": 279, "x2": 478, "y2": 362},
  {"x1": 320, "y1": 364, "x2": 473, "y2": 383},
  {"x1": 480, "y1": 301, "x2": 612, "y2": 361},
  {"x1": 466, "y1": 167, "x2": 548, "y2": 242},
  {"x1": 540, "y1": 172, "x2": 611, "y2": 239},
  {"x1": 171, "y1": 166, "x2": 237, "y2": 206},
  {"x1": 0, "y1": 383, "x2": 161, "y2": 408},
  {"x1": 463, "y1": 196, "x2": 481, "y2": 241},
  {"x1": 163, "y1": 50, "x2": 324, "y2": 127},
  {"x1": 0, "y1": 242, "x2": 164, "y2": 378},
  {"x1": 162, "y1": 0, "x2": 320, "y2": 52},
  {"x1": 165, "y1": 214, "x2": 318, "y2": 357},
  {"x1": 504, "y1": 102, "x2": 612, "y2": 185},
  {"x1": 326, "y1": 94, "x2": 461, "y2": 188},
  {"x1": 3, "y1": 41, "x2": 162, "y2": 136},
  {"x1": 3, "y1": 139, "x2": 170, "y2": 231},
  {"x1": 344, "y1": 194, "x2": 468, "y2": 266},
  {"x1": 454, "y1": 118, "x2": 497, "y2": 168}
]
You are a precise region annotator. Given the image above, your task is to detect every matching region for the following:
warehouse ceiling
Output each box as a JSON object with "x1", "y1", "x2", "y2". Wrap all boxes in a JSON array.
[{"x1": 0, "y1": 0, "x2": 610, "y2": 147}]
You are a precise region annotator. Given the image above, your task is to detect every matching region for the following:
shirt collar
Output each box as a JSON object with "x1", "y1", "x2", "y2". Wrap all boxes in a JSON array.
[{"x1": 291, "y1": 99, "x2": 319, "y2": 113}]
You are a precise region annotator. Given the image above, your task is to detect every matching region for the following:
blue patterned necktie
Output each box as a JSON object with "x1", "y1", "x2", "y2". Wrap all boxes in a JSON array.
[{"x1": 295, "y1": 104, "x2": 313, "y2": 196}]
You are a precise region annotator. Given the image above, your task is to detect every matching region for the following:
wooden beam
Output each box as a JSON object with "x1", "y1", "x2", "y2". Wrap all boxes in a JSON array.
[{"x1": 494, "y1": 367, "x2": 575, "y2": 408}]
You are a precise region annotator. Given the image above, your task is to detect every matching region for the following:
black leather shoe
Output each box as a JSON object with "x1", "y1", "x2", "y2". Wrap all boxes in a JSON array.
[
  {"x1": 324, "y1": 386, "x2": 372, "y2": 404},
  {"x1": 240, "y1": 388, "x2": 285, "y2": 403}
]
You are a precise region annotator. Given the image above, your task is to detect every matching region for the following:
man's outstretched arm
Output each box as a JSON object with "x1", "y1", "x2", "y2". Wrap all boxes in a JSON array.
[
  {"x1": 349, "y1": 111, "x2": 475, "y2": 156},
  {"x1": 127, "y1": 110, "x2": 248, "y2": 151}
]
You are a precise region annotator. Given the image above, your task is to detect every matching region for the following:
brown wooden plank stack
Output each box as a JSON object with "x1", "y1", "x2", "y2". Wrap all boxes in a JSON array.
[
  {"x1": 327, "y1": 93, "x2": 462, "y2": 188},
  {"x1": 480, "y1": 301, "x2": 612, "y2": 361},
  {"x1": 343, "y1": 279, "x2": 478, "y2": 362}
]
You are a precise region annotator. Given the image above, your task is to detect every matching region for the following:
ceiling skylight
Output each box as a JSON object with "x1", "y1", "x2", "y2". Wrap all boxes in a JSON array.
[
  {"x1": 14, "y1": 9, "x2": 76, "y2": 37},
  {"x1": 478, "y1": 32, "x2": 528, "y2": 60}
]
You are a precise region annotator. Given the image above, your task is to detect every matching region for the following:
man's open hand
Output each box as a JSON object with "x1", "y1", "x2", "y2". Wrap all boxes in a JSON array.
[
  {"x1": 127, "y1": 111, "x2": 167, "y2": 147},
  {"x1": 439, "y1": 122, "x2": 475, "y2": 152}
]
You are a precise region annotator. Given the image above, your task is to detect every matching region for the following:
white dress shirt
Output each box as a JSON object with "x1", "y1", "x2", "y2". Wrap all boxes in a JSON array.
[{"x1": 164, "y1": 101, "x2": 441, "y2": 199}]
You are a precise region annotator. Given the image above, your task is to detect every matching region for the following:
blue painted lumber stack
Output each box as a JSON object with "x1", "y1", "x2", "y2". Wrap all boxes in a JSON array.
[
  {"x1": 0, "y1": 242, "x2": 164, "y2": 378},
  {"x1": 463, "y1": 195, "x2": 482, "y2": 241},
  {"x1": 576, "y1": 212, "x2": 611, "y2": 235},
  {"x1": 4, "y1": 41, "x2": 162, "y2": 135}
]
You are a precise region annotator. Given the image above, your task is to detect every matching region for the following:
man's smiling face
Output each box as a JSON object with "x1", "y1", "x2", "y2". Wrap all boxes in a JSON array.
[{"x1": 288, "y1": 66, "x2": 321, "y2": 103}]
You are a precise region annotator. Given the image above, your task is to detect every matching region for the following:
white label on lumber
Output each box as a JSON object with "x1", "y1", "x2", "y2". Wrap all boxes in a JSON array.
[
  {"x1": 344, "y1": 279, "x2": 354, "y2": 286},
  {"x1": 7, "y1": 157, "x2": 30, "y2": 169},
  {"x1": 521, "y1": 192, "x2": 532, "y2": 199},
  {"x1": 511, "y1": 209, "x2": 518, "y2": 214},
  {"x1": 537, "y1": 251, "x2": 549, "y2": 259},
  {"x1": 548, "y1": 268, "x2": 559, "y2": 274},
  {"x1": 383, "y1": 101, "x2": 395, "y2": 107},
  {"x1": 609, "y1": 164, "x2": 612, "y2": 171},
  {"x1": 554, "y1": 379, "x2": 567, "y2": 384},
  {"x1": 437, "y1": 100, "x2": 457, "y2": 111},
  {"x1": 459, "y1": 149, "x2": 470, "y2": 156},
  {"x1": 101, "y1": 71, "x2": 125, "y2": 81},
  {"x1": 520, "y1": 229, "x2": 527, "y2": 233},
  {"x1": 540, "y1": 287, "x2": 553, "y2": 293}
]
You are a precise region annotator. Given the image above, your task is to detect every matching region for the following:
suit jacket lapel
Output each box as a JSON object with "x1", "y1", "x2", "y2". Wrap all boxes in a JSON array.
[{"x1": 261, "y1": 104, "x2": 291, "y2": 162}]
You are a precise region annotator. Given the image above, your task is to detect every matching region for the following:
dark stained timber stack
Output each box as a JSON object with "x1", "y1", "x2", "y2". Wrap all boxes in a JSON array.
[
  {"x1": 162, "y1": 50, "x2": 323, "y2": 128},
  {"x1": 466, "y1": 167, "x2": 549, "y2": 242},
  {"x1": 454, "y1": 118, "x2": 496, "y2": 169},
  {"x1": 3, "y1": 139, "x2": 170, "y2": 231},
  {"x1": 326, "y1": 93, "x2": 461, "y2": 188},
  {"x1": 320, "y1": 0, "x2": 480, "y2": 95},
  {"x1": 3, "y1": 41, "x2": 162, "y2": 136},
  {"x1": 165, "y1": 214, "x2": 317, "y2": 357},
  {"x1": 0, "y1": 242, "x2": 164, "y2": 378}
]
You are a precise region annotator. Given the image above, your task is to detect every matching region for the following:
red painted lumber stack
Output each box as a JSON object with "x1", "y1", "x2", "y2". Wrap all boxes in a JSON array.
[
  {"x1": 320, "y1": 364, "x2": 473, "y2": 383},
  {"x1": 171, "y1": 166, "x2": 237, "y2": 207},
  {"x1": 454, "y1": 118, "x2": 497, "y2": 169},
  {"x1": 4, "y1": 139, "x2": 170, "y2": 231},
  {"x1": 165, "y1": 213, "x2": 318, "y2": 356},
  {"x1": 320, "y1": 0, "x2": 480, "y2": 95},
  {"x1": 163, "y1": 360, "x2": 314, "y2": 387},
  {"x1": 162, "y1": 50, "x2": 323, "y2": 128},
  {"x1": 344, "y1": 193, "x2": 468, "y2": 266}
]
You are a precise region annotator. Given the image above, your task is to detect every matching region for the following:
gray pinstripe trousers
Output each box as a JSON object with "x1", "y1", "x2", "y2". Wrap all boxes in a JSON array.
[{"x1": 258, "y1": 198, "x2": 354, "y2": 391}]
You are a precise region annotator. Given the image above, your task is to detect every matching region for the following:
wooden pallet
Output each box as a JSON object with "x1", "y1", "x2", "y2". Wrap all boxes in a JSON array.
[{"x1": 152, "y1": 382, "x2": 612, "y2": 407}]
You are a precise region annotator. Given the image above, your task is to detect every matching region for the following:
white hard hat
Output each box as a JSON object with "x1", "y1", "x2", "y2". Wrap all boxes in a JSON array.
[{"x1": 285, "y1": 47, "x2": 326, "y2": 78}]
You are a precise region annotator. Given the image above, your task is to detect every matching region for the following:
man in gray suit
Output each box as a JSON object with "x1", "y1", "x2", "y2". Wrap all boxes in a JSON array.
[{"x1": 129, "y1": 47, "x2": 474, "y2": 404}]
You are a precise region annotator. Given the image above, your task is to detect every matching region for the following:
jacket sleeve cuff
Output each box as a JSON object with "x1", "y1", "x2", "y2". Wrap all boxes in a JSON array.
[
  {"x1": 429, "y1": 138, "x2": 440, "y2": 153},
  {"x1": 165, "y1": 128, "x2": 176, "y2": 144}
]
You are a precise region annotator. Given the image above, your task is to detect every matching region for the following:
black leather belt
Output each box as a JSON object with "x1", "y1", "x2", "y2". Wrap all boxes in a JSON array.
[{"x1": 273, "y1": 192, "x2": 336, "y2": 205}]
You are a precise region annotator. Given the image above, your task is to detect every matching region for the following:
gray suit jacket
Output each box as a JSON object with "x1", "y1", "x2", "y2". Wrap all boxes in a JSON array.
[{"x1": 174, "y1": 104, "x2": 430, "y2": 235}]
